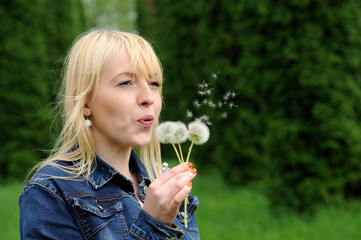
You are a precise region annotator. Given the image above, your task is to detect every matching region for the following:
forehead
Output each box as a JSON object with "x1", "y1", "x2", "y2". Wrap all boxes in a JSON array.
[{"x1": 103, "y1": 46, "x2": 161, "y2": 80}]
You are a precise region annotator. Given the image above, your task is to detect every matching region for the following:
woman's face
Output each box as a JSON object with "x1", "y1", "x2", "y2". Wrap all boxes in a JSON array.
[{"x1": 87, "y1": 49, "x2": 162, "y2": 151}]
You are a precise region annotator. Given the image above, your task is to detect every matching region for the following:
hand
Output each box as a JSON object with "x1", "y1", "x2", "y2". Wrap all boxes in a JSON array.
[{"x1": 143, "y1": 162, "x2": 197, "y2": 225}]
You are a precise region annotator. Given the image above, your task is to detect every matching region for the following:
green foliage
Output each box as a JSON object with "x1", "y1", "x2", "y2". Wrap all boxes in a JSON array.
[
  {"x1": 0, "y1": 0, "x2": 86, "y2": 180},
  {"x1": 82, "y1": 0, "x2": 136, "y2": 31},
  {"x1": 137, "y1": 0, "x2": 361, "y2": 211}
]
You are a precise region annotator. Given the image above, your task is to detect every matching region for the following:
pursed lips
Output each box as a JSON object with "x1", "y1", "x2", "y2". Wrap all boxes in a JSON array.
[{"x1": 137, "y1": 115, "x2": 154, "y2": 127}]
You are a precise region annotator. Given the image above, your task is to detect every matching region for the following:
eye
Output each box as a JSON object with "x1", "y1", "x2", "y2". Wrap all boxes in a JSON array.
[
  {"x1": 150, "y1": 81, "x2": 161, "y2": 88},
  {"x1": 118, "y1": 80, "x2": 133, "y2": 86}
]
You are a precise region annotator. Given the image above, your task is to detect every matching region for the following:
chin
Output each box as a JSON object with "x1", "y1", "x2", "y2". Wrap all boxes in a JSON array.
[{"x1": 133, "y1": 138, "x2": 152, "y2": 147}]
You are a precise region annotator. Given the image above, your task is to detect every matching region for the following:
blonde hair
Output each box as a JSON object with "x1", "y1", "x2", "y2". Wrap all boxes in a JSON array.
[{"x1": 33, "y1": 29, "x2": 163, "y2": 181}]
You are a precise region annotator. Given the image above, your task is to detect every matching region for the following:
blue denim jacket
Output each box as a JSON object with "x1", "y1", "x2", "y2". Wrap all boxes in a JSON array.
[{"x1": 19, "y1": 151, "x2": 200, "y2": 239}]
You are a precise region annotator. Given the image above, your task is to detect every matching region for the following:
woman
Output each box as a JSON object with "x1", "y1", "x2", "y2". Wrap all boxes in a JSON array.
[{"x1": 20, "y1": 29, "x2": 199, "y2": 239}]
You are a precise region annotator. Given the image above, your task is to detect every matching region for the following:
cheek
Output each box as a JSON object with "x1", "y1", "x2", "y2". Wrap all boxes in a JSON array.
[{"x1": 155, "y1": 96, "x2": 162, "y2": 117}]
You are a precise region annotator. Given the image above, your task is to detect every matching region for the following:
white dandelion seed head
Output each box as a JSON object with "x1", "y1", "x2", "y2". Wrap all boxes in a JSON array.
[
  {"x1": 188, "y1": 120, "x2": 210, "y2": 145},
  {"x1": 156, "y1": 121, "x2": 176, "y2": 144},
  {"x1": 173, "y1": 122, "x2": 188, "y2": 143}
]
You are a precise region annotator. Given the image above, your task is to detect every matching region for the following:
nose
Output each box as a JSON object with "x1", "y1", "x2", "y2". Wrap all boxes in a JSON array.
[{"x1": 137, "y1": 82, "x2": 155, "y2": 107}]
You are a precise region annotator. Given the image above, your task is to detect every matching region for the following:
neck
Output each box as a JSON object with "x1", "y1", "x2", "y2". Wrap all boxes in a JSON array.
[{"x1": 95, "y1": 144, "x2": 133, "y2": 178}]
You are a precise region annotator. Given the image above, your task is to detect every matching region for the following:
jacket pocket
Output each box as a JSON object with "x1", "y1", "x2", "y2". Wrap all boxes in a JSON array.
[{"x1": 72, "y1": 196, "x2": 128, "y2": 240}]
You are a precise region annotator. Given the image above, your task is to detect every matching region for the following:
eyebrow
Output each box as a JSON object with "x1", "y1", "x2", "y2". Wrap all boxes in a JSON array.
[{"x1": 111, "y1": 72, "x2": 136, "y2": 81}]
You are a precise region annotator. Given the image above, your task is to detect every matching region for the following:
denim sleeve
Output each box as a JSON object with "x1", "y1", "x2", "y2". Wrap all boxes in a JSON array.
[
  {"x1": 19, "y1": 184, "x2": 83, "y2": 240},
  {"x1": 128, "y1": 210, "x2": 185, "y2": 240}
]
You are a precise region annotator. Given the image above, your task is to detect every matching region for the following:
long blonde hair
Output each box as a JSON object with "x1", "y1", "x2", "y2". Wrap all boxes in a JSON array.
[{"x1": 33, "y1": 29, "x2": 163, "y2": 181}]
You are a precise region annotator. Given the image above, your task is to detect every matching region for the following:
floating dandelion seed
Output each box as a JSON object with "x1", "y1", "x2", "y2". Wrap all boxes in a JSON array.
[
  {"x1": 199, "y1": 81, "x2": 209, "y2": 89},
  {"x1": 186, "y1": 109, "x2": 193, "y2": 118},
  {"x1": 198, "y1": 90, "x2": 206, "y2": 96},
  {"x1": 188, "y1": 120, "x2": 210, "y2": 145},
  {"x1": 195, "y1": 115, "x2": 212, "y2": 126},
  {"x1": 211, "y1": 73, "x2": 218, "y2": 79},
  {"x1": 208, "y1": 101, "x2": 216, "y2": 109},
  {"x1": 219, "y1": 112, "x2": 228, "y2": 119},
  {"x1": 223, "y1": 91, "x2": 231, "y2": 101},
  {"x1": 193, "y1": 100, "x2": 201, "y2": 108}
]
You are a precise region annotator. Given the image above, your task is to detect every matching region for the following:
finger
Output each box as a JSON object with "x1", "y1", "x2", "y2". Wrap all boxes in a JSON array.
[
  {"x1": 164, "y1": 168, "x2": 197, "y2": 200},
  {"x1": 170, "y1": 182, "x2": 193, "y2": 207},
  {"x1": 154, "y1": 162, "x2": 193, "y2": 185}
]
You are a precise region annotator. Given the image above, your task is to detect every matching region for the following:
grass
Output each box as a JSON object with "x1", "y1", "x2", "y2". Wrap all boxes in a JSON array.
[
  {"x1": 1, "y1": 181, "x2": 23, "y2": 240},
  {"x1": 192, "y1": 171, "x2": 361, "y2": 240},
  {"x1": 2, "y1": 172, "x2": 361, "y2": 239}
]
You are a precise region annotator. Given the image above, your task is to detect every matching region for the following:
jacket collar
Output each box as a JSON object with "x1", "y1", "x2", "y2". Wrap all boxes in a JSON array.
[{"x1": 88, "y1": 150, "x2": 151, "y2": 190}]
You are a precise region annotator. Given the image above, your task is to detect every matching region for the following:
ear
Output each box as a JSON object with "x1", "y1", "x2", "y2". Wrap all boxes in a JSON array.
[{"x1": 83, "y1": 102, "x2": 91, "y2": 117}]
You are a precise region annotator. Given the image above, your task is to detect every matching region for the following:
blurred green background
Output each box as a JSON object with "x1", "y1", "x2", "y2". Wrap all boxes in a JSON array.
[{"x1": 2, "y1": 0, "x2": 361, "y2": 239}]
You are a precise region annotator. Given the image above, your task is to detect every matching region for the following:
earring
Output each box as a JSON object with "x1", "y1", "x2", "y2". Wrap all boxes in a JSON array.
[{"x1": 85, "y1": 117, "x2": 92, "y2": 127}]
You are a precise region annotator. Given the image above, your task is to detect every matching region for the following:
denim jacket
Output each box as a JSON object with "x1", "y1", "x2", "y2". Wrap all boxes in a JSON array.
[{"x1": 19, "y1": 151, "x2": 200, "y2": 239}]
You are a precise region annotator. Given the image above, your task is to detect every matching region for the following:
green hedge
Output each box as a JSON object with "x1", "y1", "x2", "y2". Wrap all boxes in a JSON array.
[
  {"x1": 0, "y1": 0, "x2": 86, "y2": 180},
  {"x1": 137, "y1": 0, "x2": 361, "y2": 211}
]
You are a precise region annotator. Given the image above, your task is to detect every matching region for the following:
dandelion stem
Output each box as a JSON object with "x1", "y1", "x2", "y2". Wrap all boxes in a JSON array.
[
  {"x1": 184, "y1": 139, "x2": 195, "y2": 228},
  {"x1": 178, "y1": 143, "x2": 184, "y2": 163},
  {"x1": 185, "y1": 138, "x2": 195, "y2": 163},
  {"x1": 184, "y1": 196, "x2": 188, "y2": 228},
  {"x1": 171, "y1": 143, "x2": 182, "y2": 164}
]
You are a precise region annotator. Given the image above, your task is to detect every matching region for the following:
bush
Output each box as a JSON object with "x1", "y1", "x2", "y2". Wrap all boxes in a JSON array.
[
  {"x1": 0, "y1": 0, "x2": 86, "y2": 180},
  {"x1": 137, "y1": 0, "x2": 361, "y2": 211}
]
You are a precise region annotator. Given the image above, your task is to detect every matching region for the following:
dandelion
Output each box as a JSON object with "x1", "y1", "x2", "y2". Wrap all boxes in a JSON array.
[
  {"x1": 187, "y1": 120, "x2": 210, "y2": 146},
  {"x1": 156, "y1": 122, "x2": 175, "y2": 144},
  {"x1": 156, "y1": 119, "x2": 210, "y2": 228},
  {"x1": 157, "y1": 72, "x2": 238, "y2": 228},
  {"x1": 173, "y1": 122, "x2": 188, "y2": 144}
]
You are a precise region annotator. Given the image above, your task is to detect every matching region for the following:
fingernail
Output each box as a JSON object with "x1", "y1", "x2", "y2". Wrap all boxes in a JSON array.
[
  {"x1": 186, "y1": 162, "x2": 193, "y2": 168},
  {"x1": 187, "y1": 182, "x2": 193, "y2": 188},
  {"x1": 191, "y1": 168, "x2": 197, "y2": 174}
]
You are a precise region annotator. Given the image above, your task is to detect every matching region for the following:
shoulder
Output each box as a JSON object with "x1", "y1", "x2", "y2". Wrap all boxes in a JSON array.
[{"x1": 21, "y1": 161, "x2": 85, "y2": 202}]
